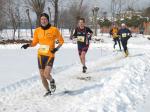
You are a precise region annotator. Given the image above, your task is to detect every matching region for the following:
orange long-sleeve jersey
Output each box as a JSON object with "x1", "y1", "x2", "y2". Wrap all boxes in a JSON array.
[
  {"x1": 110, "y1": 27, "x2": 119, "y2": 38},
  {"x1": 31, "y1": 26, "x2": 64, "y2": 57}
]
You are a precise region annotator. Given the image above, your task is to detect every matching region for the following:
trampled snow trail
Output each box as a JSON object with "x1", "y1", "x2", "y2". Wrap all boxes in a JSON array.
[
  {"x1": 0, "y1": 36, "x2": 150, "y2": 112},
  {"x1": 0, "y1": 44, "x2": 150, "y2": 112}
]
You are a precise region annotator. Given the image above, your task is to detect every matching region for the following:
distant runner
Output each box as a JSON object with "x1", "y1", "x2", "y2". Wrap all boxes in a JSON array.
[
  {"x1": 73, "y1": 18, "x2": 93, "y2": 73},
  {"x1": 118, "y1": 23, "x2": 132, "y2": 57}
]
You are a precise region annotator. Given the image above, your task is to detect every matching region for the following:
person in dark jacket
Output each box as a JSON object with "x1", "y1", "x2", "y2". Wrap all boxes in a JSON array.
[
  {"x1": 73, "y1": 18, "x2": 93, "y2": 73},
  {"x1": 118, "y1": 23, "x2": 132, "y2": 57}
]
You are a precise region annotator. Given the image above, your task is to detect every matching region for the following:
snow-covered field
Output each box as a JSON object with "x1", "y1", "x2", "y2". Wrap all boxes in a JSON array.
[{"x1": 0, "y1": 33, "x2": 150, "y2": 112}]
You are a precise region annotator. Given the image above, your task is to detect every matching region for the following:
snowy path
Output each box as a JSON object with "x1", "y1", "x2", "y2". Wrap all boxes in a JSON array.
[{"x1": 0, "y1": 37, "x2": 150, "y2": 112}]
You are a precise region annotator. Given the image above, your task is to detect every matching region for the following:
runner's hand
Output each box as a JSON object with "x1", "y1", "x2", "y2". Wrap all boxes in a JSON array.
[
  {"x1": 21, "y1": 44, "x2": 30, "y2": 49},
  {"x1": 51, "y1": 48, "x2": 58, "y2": 53}
]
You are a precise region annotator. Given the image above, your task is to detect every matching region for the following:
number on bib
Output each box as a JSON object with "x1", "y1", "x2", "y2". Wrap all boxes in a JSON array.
[
  {"x1": 38, "y1": 45, "x2": 50, "y2": 54},
  {"x1": 77, "y1": 36, "x2": 85, "y2": 42},
  {"x1": 122, "y1": 33, "x2": 127, "y2": 38}
]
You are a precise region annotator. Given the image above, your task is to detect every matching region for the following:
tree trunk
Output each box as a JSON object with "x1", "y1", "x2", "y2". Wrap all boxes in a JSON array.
[
  {"x1": 17, "y1": 9, "x2": 20, "y2": 39},
  {"x1": 148, "y1": 25, "x2": 150, "y2": 35},
  {"x1": 36, "y1": 13, "x2": 41, "y2": 27},
  {"x1": 54, "y1": 0, "x2": 58, "y2": 27},
  {"x1": 48, "y1": 7, "x2": 51, "y2": 23},
  {"x1": 26, "y1": 9, "x2": 33, "y2": 38},
  {"x1": 10, "y1": 12, "x2": 17, "y2": 40},
  {"x1": 70, "y1": 0, "x2": 84, "y2": 38},
  {"x1": 18, "y1": 22, "x2": 20, "y2": 39}
]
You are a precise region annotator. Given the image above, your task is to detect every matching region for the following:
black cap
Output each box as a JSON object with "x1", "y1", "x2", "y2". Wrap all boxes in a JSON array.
[{"x1": 40, "y1": 13, "x2": 49, "y2": 22}]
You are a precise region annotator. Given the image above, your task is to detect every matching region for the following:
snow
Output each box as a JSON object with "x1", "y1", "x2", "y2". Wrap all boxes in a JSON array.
[{"x1": 0, "y1": 32, "x2": 150, "y2": 112}]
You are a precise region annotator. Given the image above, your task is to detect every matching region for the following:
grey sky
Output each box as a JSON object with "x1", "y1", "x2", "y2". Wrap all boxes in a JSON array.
[
  {"x1": 60, "y1": 0, "x2": 150, "y2": 11},
  {"x1": 17, "y1": 0, "x2": 150, "y2": 21},
  {"x1": 57, "y1": 0, "x2": 150, "y2": 18}
]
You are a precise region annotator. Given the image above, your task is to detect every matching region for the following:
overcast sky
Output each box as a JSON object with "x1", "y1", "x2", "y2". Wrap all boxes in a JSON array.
[
  {"x1": 17, "y1": 0, "x2": 150, "y2": 21},
  {"x1": 60, "y1": 0, "x2": 150, "y2": 11}
]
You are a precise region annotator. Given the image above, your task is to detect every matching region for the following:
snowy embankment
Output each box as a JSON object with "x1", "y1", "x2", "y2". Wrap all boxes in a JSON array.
[{"x1": 0, "y1": 37, "x2": 150, "y2": 112}]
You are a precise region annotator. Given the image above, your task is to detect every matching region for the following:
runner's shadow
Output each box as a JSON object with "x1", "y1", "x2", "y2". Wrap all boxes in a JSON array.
[
  {"x1": 129, "y1": 53, "x2": 144, "y2": 57},
  {"x1": 57, "y1": 83, "x2": 104, "y2": 96},
  {"x1": 100, "y1": 66, "x2": 123, "y2": 71}
]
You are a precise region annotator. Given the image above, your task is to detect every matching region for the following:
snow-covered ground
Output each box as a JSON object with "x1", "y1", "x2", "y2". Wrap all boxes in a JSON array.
[{"x1": 0, "y1": 33, "x2": 150, "y2": 112}]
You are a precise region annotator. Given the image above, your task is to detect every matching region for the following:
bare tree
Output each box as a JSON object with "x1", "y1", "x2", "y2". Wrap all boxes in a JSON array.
[
  {"x1": 48, "y1": 0, "x2": 59, "y2": 27},
  {"x1": 92, "y1": 7, "x2": 99, "y2": 36},
  {"x1": 9, "y1": 9, "x2": 17, "y2": 39},
  {"x1": 48, "y1": 0, "x2": 84, "y2": 28},
  {"x1": 0, "y1": 0, "x2": 7, "y2": 31},
  {"x1": 59, "y1": 0, "x2": 89, "y2": 37},
  {"x1": 68, "y1": 0, "x2": 85, "y2": 38},
  {"x1": 76, "y1": 0, "x2": 84, "y2": 20},
  {"x1": 16, "y1": 6, "x2": 21, "y2": 39},
  {"x1": 2, "y1": 0, "x2": 20, "y2": 40},
  {"x1": 48, "y1": 7, "x2": 52, "y2": 23},
  {"x1": 0, "y1": 0, "x2": 6, "y2": 39},
  {"x1": 143, "y1": 6, "x2": 150, "y2": 35},
  {"x1": 143, "y1": 7, "x2": 150, "y2": 18},
  {"x1": 26, "y1": 9, "x2": 33, "y2": 38},
  {"x1": 72, "y1": 0, "x2": 84, "y2": 36},
  {"x1": 111, "y1": 0, "x2": 127, "y2": 21},
  {"x1": 25, "y1": 0, "x2": 45, "y2": 27},
  {"x1": 126, "y1": 0, "x2": 139, "y2": 10}
]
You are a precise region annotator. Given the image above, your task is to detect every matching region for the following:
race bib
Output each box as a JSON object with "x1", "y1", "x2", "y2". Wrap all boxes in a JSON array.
[
  {"x1": 113, "y1": 33, "x2": 118, "y2": 38},
  {"x1": 122, "y1": 33, "x2": 127, "y2": 38},
  {"x1": 38, "y1": 45, "x2": 50, "y2": 54},
  {"x1": 77, "y1": 36, "x2": 85, "y2": 42}
]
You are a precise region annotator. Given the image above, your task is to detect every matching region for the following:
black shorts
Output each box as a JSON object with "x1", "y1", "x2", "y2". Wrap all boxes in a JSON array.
[
  {"x1": 78, "y1": 45, "x2": 89, "y2": 55},
  {"x1": 38, "y1": 55, "x2": 54, "y2": 69}
]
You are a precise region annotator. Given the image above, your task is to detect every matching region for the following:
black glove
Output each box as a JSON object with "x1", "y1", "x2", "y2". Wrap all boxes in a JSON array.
[
  {"x1": 87, "y1": 34, "x2": 92, "y2": 40},
  {"x1": 21, "y1": 44, "x2": 30, "y2": 49},
  {"x1": 70, "y1": 37, "x2": 73, "y2": 40},
  {"x1": 51, "y1": 48, "x2": 58, "y2": 54}
]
